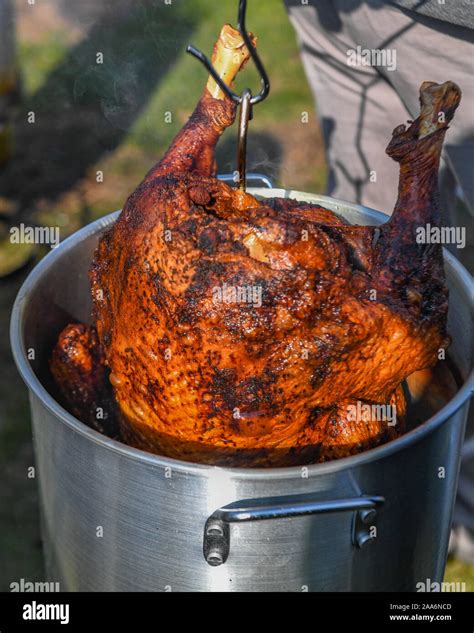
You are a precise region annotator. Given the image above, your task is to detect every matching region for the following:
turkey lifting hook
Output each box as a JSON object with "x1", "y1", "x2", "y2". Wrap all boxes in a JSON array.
[
  {"x1": 186, "y1": 0, "x2": 270, "y2": 106},
  {"x1": 186, "y1": 0, "x2": 270, "y2": 192}
]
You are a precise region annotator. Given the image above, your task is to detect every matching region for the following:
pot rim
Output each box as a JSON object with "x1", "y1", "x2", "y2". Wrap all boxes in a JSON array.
[{"x1": 10, "y1": 193, "x2": 474, "y2": 480}]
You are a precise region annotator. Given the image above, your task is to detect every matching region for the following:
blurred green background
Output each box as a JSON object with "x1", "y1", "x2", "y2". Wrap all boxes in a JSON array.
[{"x1": 0, "y1": 0, "x2": 471, "y2": 591}]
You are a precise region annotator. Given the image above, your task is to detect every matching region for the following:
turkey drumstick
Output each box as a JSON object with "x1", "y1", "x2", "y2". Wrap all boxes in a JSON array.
[{"x1": 144, "y1": 24, "x2": 256, "y2": 182}]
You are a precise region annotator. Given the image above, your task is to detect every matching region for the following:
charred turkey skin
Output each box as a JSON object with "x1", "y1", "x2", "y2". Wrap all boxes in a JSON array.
[{"x1": 51, "y1": 26, "x2": 461, "y2": 466}]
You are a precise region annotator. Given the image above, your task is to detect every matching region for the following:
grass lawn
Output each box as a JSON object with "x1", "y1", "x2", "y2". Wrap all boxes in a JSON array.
[{"x1": 445, "y1": 557, "x2": 474, "y2": 592}]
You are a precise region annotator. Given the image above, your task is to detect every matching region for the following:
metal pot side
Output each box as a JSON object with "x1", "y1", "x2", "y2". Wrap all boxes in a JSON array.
[{"x1": 10, "y1": 190, "x2": 473, "y2": 591}]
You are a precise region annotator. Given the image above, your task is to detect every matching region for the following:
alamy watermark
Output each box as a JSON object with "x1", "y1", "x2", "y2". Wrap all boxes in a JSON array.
[
  {"x1": 212, "y1": 283, "x2": 262, "y2": 308},
  {"x1": 10, "y1": 223, "x2": 60, "y2": 249},
  {"x1": 347, "y1": 45, "x2": 397, "y2": 71},
  {"x1": 10, "y1": 578, "x2": 60, "y2": 592},
  {"x1": 416, "y1": 578, "x2": 466, "y2": 592},
  {"x1": 346, "y1": 401, "x2": 397, "y2": 427},
  {"x1": 416, "y1": 224, "x2": 466, "y2": 249},
  {"x1": 23, "y1": 601, "x2": 69, "y2": 626}
]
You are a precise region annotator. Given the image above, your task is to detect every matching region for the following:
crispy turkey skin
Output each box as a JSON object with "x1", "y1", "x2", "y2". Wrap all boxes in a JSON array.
[{"x1": 50, "y1": 25, "x2": 461, "y2": 466}]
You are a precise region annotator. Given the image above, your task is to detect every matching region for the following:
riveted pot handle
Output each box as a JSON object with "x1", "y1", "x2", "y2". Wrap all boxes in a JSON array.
[{"x1": 203, "y1": 494, "x2": 384, "y2": 566}]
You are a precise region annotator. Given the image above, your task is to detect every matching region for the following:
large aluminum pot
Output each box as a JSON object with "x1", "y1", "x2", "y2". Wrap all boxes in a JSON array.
[{"x1": 10, "y1": 187, "x2": 473, "y2": 591}]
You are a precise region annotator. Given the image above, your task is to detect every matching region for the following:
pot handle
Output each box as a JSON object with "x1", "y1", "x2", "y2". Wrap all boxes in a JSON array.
[
  {"x1": 217, "y1": 172, "x2": 274, "y2": 189},
  {"x1": 203, "y1": 493, "x2": 384, "y2": 566}
]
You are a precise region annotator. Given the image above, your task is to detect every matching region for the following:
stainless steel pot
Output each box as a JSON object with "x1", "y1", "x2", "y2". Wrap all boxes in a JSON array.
[{"x1": 10, "y1": 187, "x2": 473, "y2": 592}]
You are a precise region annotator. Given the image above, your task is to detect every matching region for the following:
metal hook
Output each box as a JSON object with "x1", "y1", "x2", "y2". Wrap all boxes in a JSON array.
[
  {"x1": 186, "y1": 0, "x2": 270, "y2": 106},
  {"x1": 236, "y1": 0, "x2": 270, "y2": 105},
  {"x1": 237, "y1": 88, "x2": 252, "y2": 190},
  {"x1": 186, "y1": 0, "x2": 270, "y2": 192}
]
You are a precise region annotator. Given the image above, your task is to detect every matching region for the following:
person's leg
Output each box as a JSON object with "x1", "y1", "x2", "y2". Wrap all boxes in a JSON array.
[
  {"x1": 285, "y1": 0, "x2": 474, "y2": 212},
  {"x1": 346, "y1": 1, "x2": 474, "y2": 219},
  {"x1": 284, "y1": 0, "x2": 409, "y2": 213},
  {"x1": 346, "y1": 3, "x2": 474, "y2": 146}
]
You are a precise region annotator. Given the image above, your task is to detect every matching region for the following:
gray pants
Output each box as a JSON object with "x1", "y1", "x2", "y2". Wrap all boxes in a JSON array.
[
  {"x1": 285, "y1": 0, "x2": 474, "y2": 557},
  {"x1": 284, "y1": 0, "x2": 474, "y2": 215}
]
